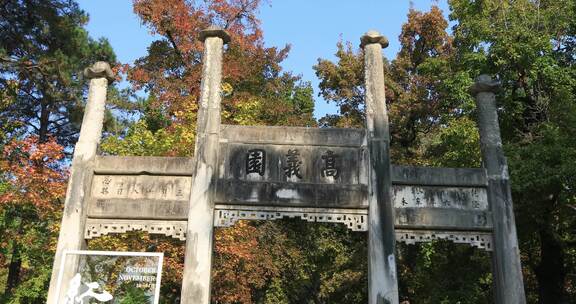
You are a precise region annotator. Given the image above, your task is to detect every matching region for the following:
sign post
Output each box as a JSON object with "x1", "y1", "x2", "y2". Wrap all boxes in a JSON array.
[{"x1": 55, "y1": 251, "x2": 163, "y2": 304}]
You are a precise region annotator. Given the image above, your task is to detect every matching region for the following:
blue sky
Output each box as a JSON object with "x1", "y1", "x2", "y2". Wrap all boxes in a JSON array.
[{"x1": 77, "y1": 0, "x2": 450, "y2": 118}]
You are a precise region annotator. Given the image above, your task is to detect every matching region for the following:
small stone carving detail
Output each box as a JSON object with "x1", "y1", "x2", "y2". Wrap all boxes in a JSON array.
[
  {"x1": 85, "y1": 219, "x2": 187, "y2": 241},
  {"x1": 214, "y1": 208, "x2": 367, "y2": 231},
  {"x1": 395, "y1": 229, "x2": 493, "y2": 251}
]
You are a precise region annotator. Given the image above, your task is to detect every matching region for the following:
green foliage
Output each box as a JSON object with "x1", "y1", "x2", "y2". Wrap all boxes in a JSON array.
[
  {"x1": 0, "y1": 0, "x2": 117, "y2": 146},
  {"x1": 118, "y1": 285, "x2": 149, "y2": 304},
  {"x1": 316, "y1": 2, "x2": 576, "y2": 303},
  {"x1": 101, "y1": 120, "x2": 188, "y2": 157},
  {"x1": 0, "y1": 0, "x2": 116, "y2": 302},
  {"x1": 449, "y1": 0, "x2": 576, "y2": 302},
  {"x1": 1, "y1": 0, "x2": 573, "y2": 303}
]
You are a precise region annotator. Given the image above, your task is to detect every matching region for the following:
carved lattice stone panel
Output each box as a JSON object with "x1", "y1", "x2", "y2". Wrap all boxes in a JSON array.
[
  {"x1": 395, "y1": 229, "x2": 493, "y2": 251},
  {"x1": 213, "y1": 205, "x2": 368, "y2": 231},
  {"x1": 85, "y1": 219, "x2": 187, "y2": 241}
]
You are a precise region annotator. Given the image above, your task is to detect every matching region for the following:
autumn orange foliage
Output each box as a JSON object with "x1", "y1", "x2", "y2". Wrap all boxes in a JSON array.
[
  {"x1": 0, "y1": 136, "x2": 67, "y2": 214},
  {"x1": 129, "y1": 0, "x2": 292, "y2": 125}
]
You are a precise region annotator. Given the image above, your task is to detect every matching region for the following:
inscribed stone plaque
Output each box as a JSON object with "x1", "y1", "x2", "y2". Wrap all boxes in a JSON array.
[
  {"x1": 392, "y1": 185, "x2": 488, "y2": 210},
  {"x1": 392, "y1": 185, "x2": 492, "y2": 231},
  {"x1": 56, "y1": 250, "x2": 163, "y2": 304},
  {"x1": 92, "y1": 175, "x2": 191, "y2": 201},
  {"x1": 88, "y1": 175, "x2": 192, "y2": 220},
  {"x1": 216, "y1": 125, "x2": 368, "y2": 209}
]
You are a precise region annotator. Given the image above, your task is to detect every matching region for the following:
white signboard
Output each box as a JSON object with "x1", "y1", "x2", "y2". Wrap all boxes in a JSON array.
[{"x1": 55, "y1": 250, "x2": 163, "y2": 304}]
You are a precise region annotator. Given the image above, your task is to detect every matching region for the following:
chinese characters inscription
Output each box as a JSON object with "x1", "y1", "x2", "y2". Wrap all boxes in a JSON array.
[
  {"x1": 246, "y1": 149, "x2": 266, "y2": 176},
  {"x1": 92, "y1": 175, "x2": 191, "y2": 201},
  {"x1": 283, "y1": 149, "x2": 302, "y2": 178},
  {"x1": 321, "y1": 150, "x2": 339, "y2": 178}
]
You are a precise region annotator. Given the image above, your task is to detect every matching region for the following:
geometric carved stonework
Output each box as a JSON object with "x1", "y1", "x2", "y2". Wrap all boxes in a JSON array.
[
  {"x1": 213, "y1": 205, "x2": 368, "y2": 231},
  {"x1": 85, "y1": 218, "x2": 187, "y2": 241},
  {"x1": 395, "y1": 229, "x2": 493, "y2": 251}
]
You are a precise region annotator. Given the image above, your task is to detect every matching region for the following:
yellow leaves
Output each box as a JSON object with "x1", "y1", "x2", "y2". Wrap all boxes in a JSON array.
[
  {"x1": 100, "y1": 119, "x2": 196, "y2": 157},
  {"x1": 221, "y1": 82, "x2": 233, "y2": 97},
  {"x1": 232, "y1": 97, "x2": 263, "y2": 126}
]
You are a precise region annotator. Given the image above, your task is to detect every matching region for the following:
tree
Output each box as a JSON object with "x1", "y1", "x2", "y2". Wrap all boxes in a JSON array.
[
  {"x1": 0, "y1": 0, "x2": 117, "y2": 301},
  {"x1": 316, "y1": 2, "x2": 576, "y2": 303},
  {"x1": 0, "y1": 137, "x2": 67, "y2": 302},
  {"x1": 449, "y1": 0, "x2": 576, "y2": 302},
  {"x1": 0, "y1": 0, "x2": 116, "y2": 146}
]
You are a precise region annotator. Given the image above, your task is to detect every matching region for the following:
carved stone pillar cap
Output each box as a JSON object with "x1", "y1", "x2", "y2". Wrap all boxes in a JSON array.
[
  {"x1": 83, "y1": 61, "x2": 115, "y2": 83},
  {"x1": 199, "y1": 25, "x2": 231, "y2": 44},
  {"x1": 360, "y1": 30, "x2": 389, "y2": 49},
  {"x1": 470, "y1": 74, "x2": 500, "y2": 96}
]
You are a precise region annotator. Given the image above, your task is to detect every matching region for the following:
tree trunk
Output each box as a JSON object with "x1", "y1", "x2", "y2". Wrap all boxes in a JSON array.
[
  {"x1": 38, "y1": 101, "x2": 50, "y2": 143},
  {"x1": 5, "y1": 241, "x2": 22, "y2": 294},
  {"x1": 535, "y1": 228, "x2": 567, "y2": 304}
]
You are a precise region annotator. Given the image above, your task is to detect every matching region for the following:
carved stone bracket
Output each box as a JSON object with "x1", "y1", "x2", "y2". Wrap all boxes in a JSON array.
[
  {"x1": 85, "y1": 219, "x2": 187, "y2": 241},
  {"x1": 395, "y1": 229, "x2": 493, "y2": 251},
  {"x1": 214, "y1": 205, "x2": 368, "y2": 231}
]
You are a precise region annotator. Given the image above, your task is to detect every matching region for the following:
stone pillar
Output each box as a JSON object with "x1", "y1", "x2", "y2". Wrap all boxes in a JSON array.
[
  {"x1": 46, "y1": 62, "x2": 114, "y2": 303},
  {"x1": 180, "y1": 26, "x2": 229, "y2": 304},
  {"x1": 471, "y1": 75, "x2": 526, "y2": 304},
  {"x1": 361, "y1": 30, "x2": 399, "y2": 304}
]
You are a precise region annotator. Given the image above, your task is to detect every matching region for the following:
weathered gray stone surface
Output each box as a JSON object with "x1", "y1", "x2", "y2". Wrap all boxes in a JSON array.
[
  {"x1": 220, "y1": 124, "x2": 366, "y2": 147},
  {"x1": 88, "y1": 198, "x2": 189, "y2": 220},
  {"x1": 215, "y1": 180, "x2": 367, "y2": 208},
  {"x1": 362, "y1": 30, "x2": 399, "y2": 304},
  {"x1": 82, "y1": 61, "x2": 115, "y2": 83},
  {"x1": 395, "y1": 208, "x2": 492, "y2": 231},
  {"x1": 392, "y1": 185, "x2": 488, "y2": 209},
  {"x1": 221, "y1": 144, "x2": 362, "y2": 183},
  {"x1": 216, "y1": 124, "x2": 368, "y2": 209},
  {"x1": 47, "y1": 62, "x2": 113, "y2": 304},
  {"x1": 471, "y1": 75, "x2": 526, "y2": 304},
  {"x1": 95, "y1": 156, "x2": 194, "y2": 175},
  {"x1": 391, "y1": 165, "x2": 488, "y2": 187},
  {"x1": 180, "y1": 27, "x2": 228, "y2": 304},
  {"x1": 91, "y1": 175, "x2": 192, "y2": 201}
]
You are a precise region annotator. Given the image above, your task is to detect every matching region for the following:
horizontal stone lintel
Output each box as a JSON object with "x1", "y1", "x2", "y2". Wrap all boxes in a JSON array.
[
  {"x1": 220, "y1": 124, "x2": 366, "y2": 147},
  {"x1": 87, "y1": 198, "x2": 189, "y2": 220},
  {"x1": 215, "y1": 179, "x2": 368, "y2": 209},
  {"x1": 94, "y1": 156, "x2": 194, "y2": 176},
  {"x1": 84, "y1": 199, "x2": 492, "y2": 233},
  {"x1": 391, "y1": 165, "x2": 488, "y2": 187},
  {"x1": 395, "y1": 208, "x2": 493, "y2": 231}
]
